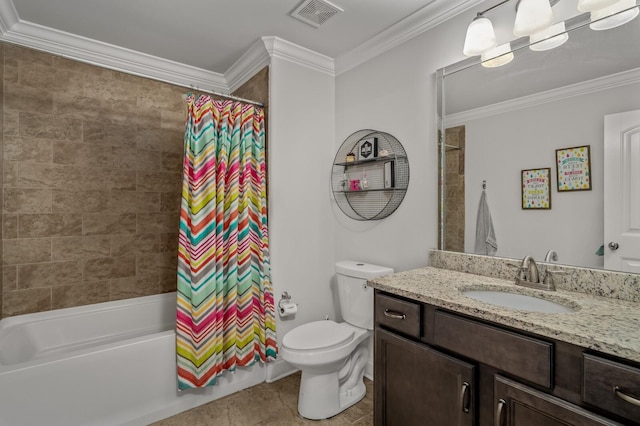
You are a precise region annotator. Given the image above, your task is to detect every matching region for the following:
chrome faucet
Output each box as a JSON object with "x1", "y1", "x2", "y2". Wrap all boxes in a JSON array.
[
  {"x1": 517, "y1": 256, "x2": 540, "y2": 285},
  {"x1": 515, "y1": 256, "x2": 555, "y2": 290}
]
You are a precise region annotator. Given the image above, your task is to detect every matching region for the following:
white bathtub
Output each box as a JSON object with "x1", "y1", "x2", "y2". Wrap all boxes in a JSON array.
[{"x1": 0, "y1": 292, "x2": 265, "y2": 426}]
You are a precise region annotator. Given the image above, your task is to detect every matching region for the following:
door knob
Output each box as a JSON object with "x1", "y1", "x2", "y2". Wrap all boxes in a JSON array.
[{"x1": 608, "y1": 242, "x2": 620, "y2": 251}]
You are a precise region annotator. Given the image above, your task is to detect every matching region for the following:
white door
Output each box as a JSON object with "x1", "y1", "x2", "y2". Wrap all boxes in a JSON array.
[{"x1": 604, "y1": 109, "x2": 640, "y2": 272}]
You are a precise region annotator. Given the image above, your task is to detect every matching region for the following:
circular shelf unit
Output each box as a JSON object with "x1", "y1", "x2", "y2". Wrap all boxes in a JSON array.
[{"x1": 331, "y1": 129, "x2": 409, "y2": 220}]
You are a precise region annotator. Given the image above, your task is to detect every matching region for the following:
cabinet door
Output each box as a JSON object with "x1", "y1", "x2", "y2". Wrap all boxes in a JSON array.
[
  {"x1": 494, "y1": 375, "x2": 622, "y2": 426},
  {"x1": 375, "y1": 328, "x2": 475, "y2": 426}
]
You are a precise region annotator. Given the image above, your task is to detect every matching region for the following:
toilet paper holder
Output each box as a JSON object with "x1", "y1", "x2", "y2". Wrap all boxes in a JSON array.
[
  {"x1": 279, "y1": 291, "x2": 292, "y2": 310},
  {"x1": 278, "y1": 291, "x2": 297, "y2": 316}
]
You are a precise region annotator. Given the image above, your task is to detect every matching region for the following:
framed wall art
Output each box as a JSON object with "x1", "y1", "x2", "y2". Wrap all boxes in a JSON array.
[
  {"x1": 522, "y1": 168, "x2": 551, "y2": 210},
  {"x1": 556, "y1": 145, "x2": 591, "y2": 191}
]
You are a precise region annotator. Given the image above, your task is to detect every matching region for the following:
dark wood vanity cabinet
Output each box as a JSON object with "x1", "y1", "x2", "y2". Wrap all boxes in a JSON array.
[
  {"x1": 375, "y1": 328, "x2": 476, "y2": 426},
  {"x1": 374, "y1": 290, "x2": 640, "y2": 426},
  {"x1": 494, "y1": 375, "x2": 620, "y2": 426}
]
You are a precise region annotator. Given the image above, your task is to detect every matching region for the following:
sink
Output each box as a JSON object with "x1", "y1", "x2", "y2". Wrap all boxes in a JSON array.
[{"x1": 462, "y1": 290, "x2": 577, "y2": 313}]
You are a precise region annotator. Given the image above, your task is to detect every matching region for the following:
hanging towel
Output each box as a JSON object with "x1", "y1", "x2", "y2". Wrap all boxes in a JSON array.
[{"x1": 475, "y1": 190, "x2": 498, "y2": 255}]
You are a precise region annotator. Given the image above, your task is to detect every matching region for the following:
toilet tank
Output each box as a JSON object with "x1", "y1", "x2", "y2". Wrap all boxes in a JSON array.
[{"x1": 335, "y1": 261, "x2": 394, "y2": 330}]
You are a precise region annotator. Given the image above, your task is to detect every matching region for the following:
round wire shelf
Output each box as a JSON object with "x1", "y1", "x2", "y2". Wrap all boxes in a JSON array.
[{"x1": 331, "y1": 130, "x2": 409, "y2": 220}]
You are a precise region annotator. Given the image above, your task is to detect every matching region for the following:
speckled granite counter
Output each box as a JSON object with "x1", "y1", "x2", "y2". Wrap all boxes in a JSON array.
[{"x1": 369, "y1": 266, "x2": 640, "y2": 364}]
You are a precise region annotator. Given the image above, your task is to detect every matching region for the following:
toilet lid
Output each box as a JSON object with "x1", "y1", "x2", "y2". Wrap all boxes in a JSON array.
[{"x1": 283, "y1": 320, "x2": 354, "y2": 351}]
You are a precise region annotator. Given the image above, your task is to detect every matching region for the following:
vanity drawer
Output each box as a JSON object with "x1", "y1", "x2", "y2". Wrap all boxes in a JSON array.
[
  {"x1": 374, "y1": 293, "x2": 421, "y2": 338},
  {"x1": 583, "y1": 354, "x2": 640, "y2": 422},
  {"x1": 433, "y1": 311, "x2": 553, "y2": 388}
]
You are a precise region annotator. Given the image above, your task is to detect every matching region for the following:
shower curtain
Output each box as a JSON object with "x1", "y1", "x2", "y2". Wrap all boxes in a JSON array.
[{"x1": 176, "y1": 94, "x2": 277, "y2": 390}]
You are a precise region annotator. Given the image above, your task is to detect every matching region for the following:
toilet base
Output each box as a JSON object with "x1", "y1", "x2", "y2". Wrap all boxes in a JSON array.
[
  {"x1": 297, "y1": 370, "x2": 367, "y2": 420},
  {"x1": 296, "y1": 340, "x2": 369, "y2": 420}
]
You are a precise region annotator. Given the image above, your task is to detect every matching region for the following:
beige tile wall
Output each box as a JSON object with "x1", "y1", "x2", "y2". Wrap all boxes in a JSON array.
[
  {"x1": 443, "y1": 125, "x2": 465, "y2": 252},
  {"x1": 1, "y1": 43, "x2": 187, "y2": 317},
  {"x1": 0, "y1": 44, "x2": 4, "y2": 317},
  {"x1": 1, "y1": 46, "x2": 270, "y2": 319}
]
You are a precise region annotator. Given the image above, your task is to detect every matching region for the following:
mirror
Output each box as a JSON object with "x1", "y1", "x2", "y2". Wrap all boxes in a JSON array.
[{"x1": 437, "y1": 3, "x2": 640, "y2": 272}]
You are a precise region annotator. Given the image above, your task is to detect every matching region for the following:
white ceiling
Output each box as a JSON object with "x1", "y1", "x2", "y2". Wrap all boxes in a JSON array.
[{"x1": 6, "y1": 0, "x2": 473, "y2": 75}]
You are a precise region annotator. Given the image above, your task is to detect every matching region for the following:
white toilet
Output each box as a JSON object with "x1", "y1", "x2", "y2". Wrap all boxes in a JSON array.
[{"x1": 280, "y1": 260, "x2": 394, "y2": 420}]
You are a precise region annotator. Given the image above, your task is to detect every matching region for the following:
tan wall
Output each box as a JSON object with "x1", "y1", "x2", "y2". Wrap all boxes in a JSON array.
[{"x1": 1, "y1": 43, "x2": 188, "y2": 317}]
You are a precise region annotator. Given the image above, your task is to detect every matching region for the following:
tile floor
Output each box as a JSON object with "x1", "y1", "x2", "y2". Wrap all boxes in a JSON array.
[{"x1": 152, "y1": 372, "x2": 374, "y2": 425}]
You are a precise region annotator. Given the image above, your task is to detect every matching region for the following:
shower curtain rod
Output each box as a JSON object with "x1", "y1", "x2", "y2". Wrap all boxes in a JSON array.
[{"x1": 181, "y1": 85, "x2": 264, "y2": 107}]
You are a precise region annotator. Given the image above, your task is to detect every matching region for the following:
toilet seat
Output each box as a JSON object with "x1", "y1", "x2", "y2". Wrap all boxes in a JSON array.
[{"x1": 283, "y1": 320, "x2": 354, "y2": 351}]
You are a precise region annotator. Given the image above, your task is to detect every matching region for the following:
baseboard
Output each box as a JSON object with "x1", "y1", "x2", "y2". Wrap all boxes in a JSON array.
[
  {"x1": 265, "y1": 358, "x2": 299, "y2": 383},
  {"x1": 364, "y1": 359, "x2": 374, "y2": 381}
]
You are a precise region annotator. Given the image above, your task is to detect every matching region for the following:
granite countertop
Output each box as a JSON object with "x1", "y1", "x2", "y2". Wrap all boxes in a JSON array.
[{"x1": 368, "y1": 267, "x2": 640, "y2": 363}]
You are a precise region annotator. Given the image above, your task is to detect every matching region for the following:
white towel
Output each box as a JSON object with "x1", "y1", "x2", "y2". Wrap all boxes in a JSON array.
[{"x1": 475, "y1": 190, "x2": 497, "y2": 255}]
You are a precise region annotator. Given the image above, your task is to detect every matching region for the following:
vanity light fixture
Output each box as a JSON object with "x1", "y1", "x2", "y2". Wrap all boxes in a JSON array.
[
  {"x1": 463, "y1": 0, "x2": 562, "y2": 58},
  {"x1": 513, "y1": 0, "x2": 554, "y2": 36},
  {"x1": 481, "y1": 43, "x2": 515, "y2": 67},
  {"x1": 463, "y1": 13, "x2": 497, "y2": 56},
  {"x1": 589, "y1": 0, "x2": 639, "y2": 30},
  {"x1": 577, "y1": 0, "x2": 619, "y2": 12},
  {"x1": 529, "y1": 21, "x2": 569, "y2": 50}
]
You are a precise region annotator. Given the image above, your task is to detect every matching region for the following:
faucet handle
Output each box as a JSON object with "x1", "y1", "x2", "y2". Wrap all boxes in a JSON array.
[{"x1": 543, "y1": 269, "x2": 568, "y2": 290}]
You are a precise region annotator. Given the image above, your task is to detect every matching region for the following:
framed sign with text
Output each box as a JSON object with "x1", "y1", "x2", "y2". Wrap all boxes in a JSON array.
[
  {"x1": 522, "y1": 168, "x2": 551, "y2": 210},
  {"x1": 556, "y1": 145, "x2": 591, "y2": 191}
]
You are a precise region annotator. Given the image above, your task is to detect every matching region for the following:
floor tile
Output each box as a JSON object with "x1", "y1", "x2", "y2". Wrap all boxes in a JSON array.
[{"x1": 152, "y1": 372, "x2": 373, "y2": 425}]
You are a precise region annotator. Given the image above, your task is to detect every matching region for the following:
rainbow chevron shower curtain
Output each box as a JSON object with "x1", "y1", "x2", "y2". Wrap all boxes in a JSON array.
[{"x1": 176, "y1": 94, "x2": 277, "y2": 390}]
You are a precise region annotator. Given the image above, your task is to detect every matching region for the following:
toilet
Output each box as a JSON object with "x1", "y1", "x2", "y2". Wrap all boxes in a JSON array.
[{"x1": 280, "y1": 260, "x2": 394, "y2": 420}]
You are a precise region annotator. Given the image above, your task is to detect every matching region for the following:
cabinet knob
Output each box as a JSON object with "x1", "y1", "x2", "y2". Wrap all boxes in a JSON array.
[{"x1": 608, "y1": 242, "x2": 620, "y2": 251}]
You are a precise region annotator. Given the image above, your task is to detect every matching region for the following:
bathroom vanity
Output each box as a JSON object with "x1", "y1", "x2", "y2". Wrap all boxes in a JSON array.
[{"x1": 369, "y1": 265, "x2": 640, "y2": 426}]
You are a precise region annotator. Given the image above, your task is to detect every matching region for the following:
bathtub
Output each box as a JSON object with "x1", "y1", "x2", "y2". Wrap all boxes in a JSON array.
[{"x1": 0, "y1": 292, "x2": 265, "y2": 426}]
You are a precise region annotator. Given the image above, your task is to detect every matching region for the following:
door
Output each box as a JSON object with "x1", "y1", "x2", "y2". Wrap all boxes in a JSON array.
[
  {"x1": 374, "y1": 328, "x2": 475, "y2": 426},
  {"x1": 494, "y1": 375, "x2": 622, "y2": 426},
  {"x1": 604, "y1": 109, "x2": 640, "y2": 271}
]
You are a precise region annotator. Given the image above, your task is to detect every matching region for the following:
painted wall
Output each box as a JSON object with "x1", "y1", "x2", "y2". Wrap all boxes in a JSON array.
[
  {"x1": 463, "y1": 81, "x2": 640, "y2": 268},
  {"x1": 268, "y1": 57, "x2": 337, "y2": 351},
  {"x1": 333, "y1": 11, "x2": 472, "y2": 274}
]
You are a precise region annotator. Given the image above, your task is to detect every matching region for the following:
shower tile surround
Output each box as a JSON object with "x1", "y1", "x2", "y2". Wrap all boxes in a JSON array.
[{"x1": 0, "y1": 43, "x2": 269, "y2": 317}]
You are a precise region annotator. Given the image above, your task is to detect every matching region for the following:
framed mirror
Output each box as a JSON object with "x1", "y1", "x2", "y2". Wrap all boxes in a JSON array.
[{"x1": 437, "y1": 2, "x2": 640, "y2": 272}]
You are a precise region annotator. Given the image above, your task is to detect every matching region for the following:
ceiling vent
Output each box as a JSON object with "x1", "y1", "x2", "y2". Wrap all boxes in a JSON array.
[{"x1": 291, "y1": 0, "x2": 343, "y2": 28}]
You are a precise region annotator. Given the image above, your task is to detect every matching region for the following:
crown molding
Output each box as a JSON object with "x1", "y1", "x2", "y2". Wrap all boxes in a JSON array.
[
  {"x1": 0, "y1": 0, "x2": 479, "y2": 89},
  {"x1": 0, "y1": 18, "x2": 230, "y2": 92},
  {"x1": 226, "y1": 38, "x2": 271, "y2": 93},
  {"x1": 0, "y1": 0, "x2": 17, "y2": 33},
  {"x1": 262, "y1": 36, "x2": 334, "y2": 76},
  {"x1": 444, "y1": 67, "x2": 640, "y2": 128},
  {"x1": 334, "y1": 0, "x2": 485, "y2": 75}
]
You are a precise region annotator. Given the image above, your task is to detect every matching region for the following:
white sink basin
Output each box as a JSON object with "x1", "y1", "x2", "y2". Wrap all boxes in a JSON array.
[{"x1": 462, "y1": 290, "x2": 577, "y2": 313}]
